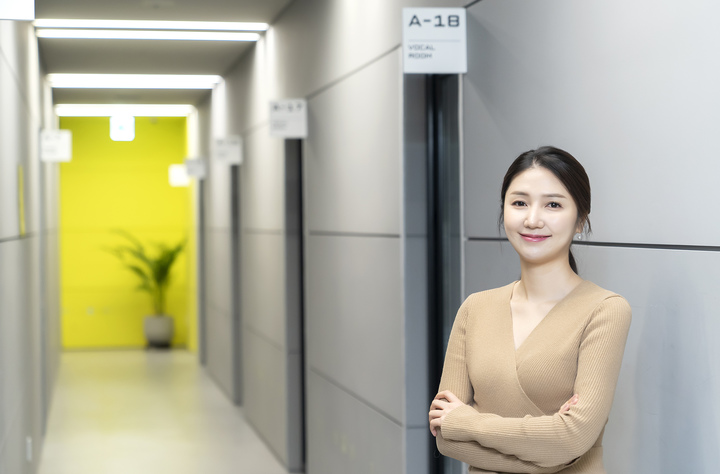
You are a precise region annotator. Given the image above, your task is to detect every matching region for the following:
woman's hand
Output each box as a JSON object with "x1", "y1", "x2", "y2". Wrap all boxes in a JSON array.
[
  {"x1": 558, "y1": 393, "x2": 579, "y2": 414},
  {"x1": 428, "y1": 390, "x2": 466, "y2": 437}
]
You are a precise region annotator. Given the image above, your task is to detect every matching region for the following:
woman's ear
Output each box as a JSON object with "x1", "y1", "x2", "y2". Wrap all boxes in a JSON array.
[{"x1": 575, "y1": 218, "x2": 585, "y2": 235}]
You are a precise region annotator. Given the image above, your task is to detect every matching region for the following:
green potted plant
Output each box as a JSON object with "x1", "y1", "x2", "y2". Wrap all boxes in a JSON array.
[{"x1": 109, "y1": 231, "x2": 185, "y2": 348}]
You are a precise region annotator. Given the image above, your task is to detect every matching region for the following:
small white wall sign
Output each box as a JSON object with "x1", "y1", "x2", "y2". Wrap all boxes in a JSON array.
[
  {"x1": 270, "y1": 99, "x2": 308, "y2": 138},
  {"x1": 402, "y1": 8, "x2": 467, "y2": 74},
  {"x1": 184, "y1": 158, "x2": 207, "y2": 179},
  {"x1": 0, "y1": 0, "x2": 33, "y2": 20},
  {"x1": 40, "y1": 129, "x2": 72, "y2": 162},
  {"x1": 168, "y1": 164, "x2": 190, "y2": 187},
  {"x1": 213, "y1": 136, "x2": 243, "y2": 164}
]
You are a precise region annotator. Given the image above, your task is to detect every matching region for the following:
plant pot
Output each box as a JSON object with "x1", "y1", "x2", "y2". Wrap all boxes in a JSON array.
[{"x1": 143, "y1": 315, "x2": 174, "y2": 349}]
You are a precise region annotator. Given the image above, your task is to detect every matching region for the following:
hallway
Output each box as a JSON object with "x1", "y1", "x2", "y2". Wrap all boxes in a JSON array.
[{"x1": 38, "y1": 351, "x2": 291, "y2": 474}]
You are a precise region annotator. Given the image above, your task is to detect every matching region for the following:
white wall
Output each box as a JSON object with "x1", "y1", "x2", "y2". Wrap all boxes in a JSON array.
[
  {"x1": 0, "y1": 20, "x2": 60, "y2": 474},
  {"x1": 463, "y1": 1, "x2": 720, "y2": 471}
]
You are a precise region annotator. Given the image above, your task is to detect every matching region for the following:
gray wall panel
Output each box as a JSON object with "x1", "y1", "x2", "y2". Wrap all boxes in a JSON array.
[
  {"x1": 241, "y1": 232, "x2": 285, "y2": 349},
  {"x1": 404, "y1": 237, "x2": 429, "y2": 427},
  {"x1": 0, "y1": 241, "x2": 26, "y2": 426},
  {"x1": 572, "y1": 245, "x2": 720, "y2": 473},
  {"x1": 464, "y1": 240, "x2": 521, "y2": 295},
  {"x1": 306, "y1": 234, "x2": 403, "y2": 422},
  {"x1": 204, "y1": 229, "x2": 234, "y2": 398},
  {"x1": 205, "y1": 230, "x2": 232, "y2": 315},
  {"x1": 242, "y1": 331, "x2": 289, "y2": 466},
  {"x1": 204, "y1": 305, "x2": 234, "y2": 398},
  {"x1": 240, "y1": 126, "x2": 284, "y2": 232},
  {"x1": 0, "y1": 59, "x2": 22, "y2": 240},
  {"x1": 464, "y1": 0, "x2": 720, "y2": 247},
  {"x1": 205, "y1": 163, "x2": 231, "y2": 230},
  {"x1": 306, "y1": 369, "x2": 403, "y2": 474},
  {"x1": 305, "y1": 50, "x2": 402, "y2": 235}
]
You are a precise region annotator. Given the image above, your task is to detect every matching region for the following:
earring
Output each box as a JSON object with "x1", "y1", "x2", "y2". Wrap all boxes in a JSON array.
[{"x1": 576, "y1": 233, "x2": 582, "y2": 240}]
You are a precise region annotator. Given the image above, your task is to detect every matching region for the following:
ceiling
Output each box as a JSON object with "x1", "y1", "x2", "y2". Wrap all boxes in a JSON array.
[{"x1": 36, "y1": 0, "x2": 294, "y2": 106}]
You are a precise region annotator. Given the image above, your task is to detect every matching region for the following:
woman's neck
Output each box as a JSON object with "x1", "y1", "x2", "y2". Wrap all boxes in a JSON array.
[{"x1": 516, "y1": 260, "x2": 583, "y2": 304}]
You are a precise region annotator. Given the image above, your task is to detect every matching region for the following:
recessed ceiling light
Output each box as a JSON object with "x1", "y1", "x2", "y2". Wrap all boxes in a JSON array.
[
  {"x1": 33, "y1": 19, "x2": 268, "y2": 31},
  {"x1": 55, "y1": 104, "x2": 197, "y2": 117},
  {"x1": 36, "y1": 29, "x2": 260, "y2": 41},
  {"x1": 47, "y1": 74, "x2": 222, "y2": 89}
]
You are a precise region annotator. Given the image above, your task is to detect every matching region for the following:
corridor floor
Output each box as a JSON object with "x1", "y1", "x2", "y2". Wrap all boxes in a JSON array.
[{"x1": 38, "y1": 350, "x2": 291, "y2": 474}]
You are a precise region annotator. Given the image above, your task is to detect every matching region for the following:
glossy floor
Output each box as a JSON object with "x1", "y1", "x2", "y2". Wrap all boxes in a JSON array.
[{"x1": 38, "y1": 350, "x2": 292, "y2": 474}]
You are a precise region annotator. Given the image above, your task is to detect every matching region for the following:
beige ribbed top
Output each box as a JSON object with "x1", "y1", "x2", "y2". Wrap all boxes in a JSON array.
[{"x1": 436, "y1": 280, "x2": 631, "y2": 473}]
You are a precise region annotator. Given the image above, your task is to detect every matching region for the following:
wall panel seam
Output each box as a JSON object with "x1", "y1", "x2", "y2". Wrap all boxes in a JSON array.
[
  {"x1": 309, "y1": 231, "x2": 401, "y2": 239},
  {"x1": 0, "y1": 44, "x2": 35, "y2": 119},
  {"x1": 232, "y1": 46, "x2": 402, "y2": 136},
  {"x1": 243, "y1": 324, "x2": 285, "y2": 352},
  {"x1": 466, "y1": 236, "x2": 720, "y2": 252},
  {"x1": 0, "y1": 233, "x2": 35, "y2": 243},
  {"x1": 306, "y1": 45, "x2": 401, "y2": 101},
  {"x1": 243, "y1": 228, "x2": 284, "y2": 235},
  {"x1": 464, "y1": 0, "x2": 484, "y2": 8},
  {"x1": 309, "y1": 366, "x2": 403, "y2": 427}
]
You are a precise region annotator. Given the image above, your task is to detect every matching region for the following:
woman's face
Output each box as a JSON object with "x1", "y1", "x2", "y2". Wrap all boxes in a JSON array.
[{"x1": 503, "y1": 166, "x2": 582, "y2": 269}]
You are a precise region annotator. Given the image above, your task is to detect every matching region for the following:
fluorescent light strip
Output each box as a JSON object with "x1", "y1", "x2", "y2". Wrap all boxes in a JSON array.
[
  {"x1": 47, "y1": 74, "x2": 222, "y2": 89},
  {"x1": 34, "y1": 19, "x2": 268, "y2": 31},
  {"x1": 55, "y1": 104, "x2": 196, "y2": 117},
  {"x1": 36, "y1": 29, "x2": 260, "y2": 41}
]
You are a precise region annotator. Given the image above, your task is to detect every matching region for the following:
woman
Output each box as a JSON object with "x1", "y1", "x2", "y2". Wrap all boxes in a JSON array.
[{"x1": 428, "y1": 146, "x2": 631, "y2": 473}]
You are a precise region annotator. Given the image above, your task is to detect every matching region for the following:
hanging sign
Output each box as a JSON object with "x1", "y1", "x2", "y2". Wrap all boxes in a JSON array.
[
  {"x1": 402, "y1": 8, "x2": 467, "y2": 74},
  {"x1": 213, "y1": 136, "x2": 242, "y2": 164},
  {"x1": 270, "y1": 99, "x2": 308, "y2": 138},
  {"x1": 184, "y1": 158, "x2": 207, "y2": 179},
  {"x1": 0, "y1": 0, "x2": 33, "y2": 20},
  {"x1": 40, "y1": 129, "x2": 72, "y2": 162}
]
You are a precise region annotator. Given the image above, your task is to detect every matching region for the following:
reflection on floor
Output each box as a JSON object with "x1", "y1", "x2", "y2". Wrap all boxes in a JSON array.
[{"x1": 38, "y1": 350, "x2": 291, "y2": 474}]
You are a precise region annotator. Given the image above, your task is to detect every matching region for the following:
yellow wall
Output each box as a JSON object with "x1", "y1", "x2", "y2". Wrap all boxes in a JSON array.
[{"x1": 60, "y1": 116, "x2": 194, "y2": 349}]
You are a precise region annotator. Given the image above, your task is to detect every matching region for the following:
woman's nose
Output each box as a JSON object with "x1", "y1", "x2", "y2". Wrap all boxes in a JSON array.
[{"x1": 524, "y1": 207, "x2": 544, "y2": 228}]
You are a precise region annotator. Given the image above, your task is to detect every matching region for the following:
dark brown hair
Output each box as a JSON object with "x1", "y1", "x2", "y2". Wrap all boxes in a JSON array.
[{"x1": 499, "y1": 146, "x2": 591, "y2": 274}]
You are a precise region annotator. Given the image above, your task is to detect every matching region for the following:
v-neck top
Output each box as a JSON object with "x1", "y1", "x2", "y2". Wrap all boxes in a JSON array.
[{"x1": 435, "y1": 280, "x2": 632, "y2": 473}]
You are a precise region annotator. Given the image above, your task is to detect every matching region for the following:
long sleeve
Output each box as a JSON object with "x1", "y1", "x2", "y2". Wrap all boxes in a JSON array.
[
  {"x1": 436, "y1": 297, "x2": 572, "y2": 473},
  {"x1": 437, "y1": 435, "x2": 571, "y2": 473},
  {"x1": 441, "y1": 296, "x2": 632, "y2": 467}
]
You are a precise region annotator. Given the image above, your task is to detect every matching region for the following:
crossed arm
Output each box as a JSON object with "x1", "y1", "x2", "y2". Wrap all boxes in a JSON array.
[{"x1": 428, "y1": 297, "x2": 631, "y2": 472}]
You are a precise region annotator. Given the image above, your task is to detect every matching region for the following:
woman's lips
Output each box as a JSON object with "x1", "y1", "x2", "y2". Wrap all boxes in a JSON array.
[{"x1": 520, "y1": 234, "x2": 550, "y2": 242}]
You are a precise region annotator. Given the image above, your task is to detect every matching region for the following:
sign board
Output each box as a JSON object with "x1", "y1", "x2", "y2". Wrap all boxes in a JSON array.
[
  {"x1": 0, "y1": 0, "x2": 33, "y2": 20},
  {"x1": 40, "y1": 129, "x2": 72, "y2": 162},
  {"x1": 184, "y1": 158, "x2": 207, "y2": 179},
  {"x1": 213, "y1": 136, "x2": 242, "y2": 164},
  {"x1": 270, "y1": 99, "x2": 308, "y2": 138},
  {"x1": 402, "y1": 8, "x2": 467, "y2": 74}
]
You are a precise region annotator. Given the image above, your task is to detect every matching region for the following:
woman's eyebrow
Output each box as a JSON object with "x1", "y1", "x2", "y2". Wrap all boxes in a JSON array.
[{"x1": 509, "y1": 191, "x2": 568, "y2": 199}]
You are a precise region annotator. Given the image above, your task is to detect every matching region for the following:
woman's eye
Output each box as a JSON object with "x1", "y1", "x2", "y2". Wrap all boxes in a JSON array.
[
  {"x1": 511, "y1": 200, "x2": 526, "y2": 207},
  {"x1": 547, "y1": 202, "x2": 562, "y2": 209}
]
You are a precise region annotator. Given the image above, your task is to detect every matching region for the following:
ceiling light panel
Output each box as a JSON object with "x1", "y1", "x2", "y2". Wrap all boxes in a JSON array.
[
  {"x1": 33, "y1": 19, "x2": 269, "y2": 31},
  {"x1": 47, "y1": 74, "x2": 222, "y2": 89},
  {"x1": 55, "y1": 104, "x2": 196, "y2": 117},
  {"x1": 36, "y1": 29, "x2": 260, "y2": 41}
]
